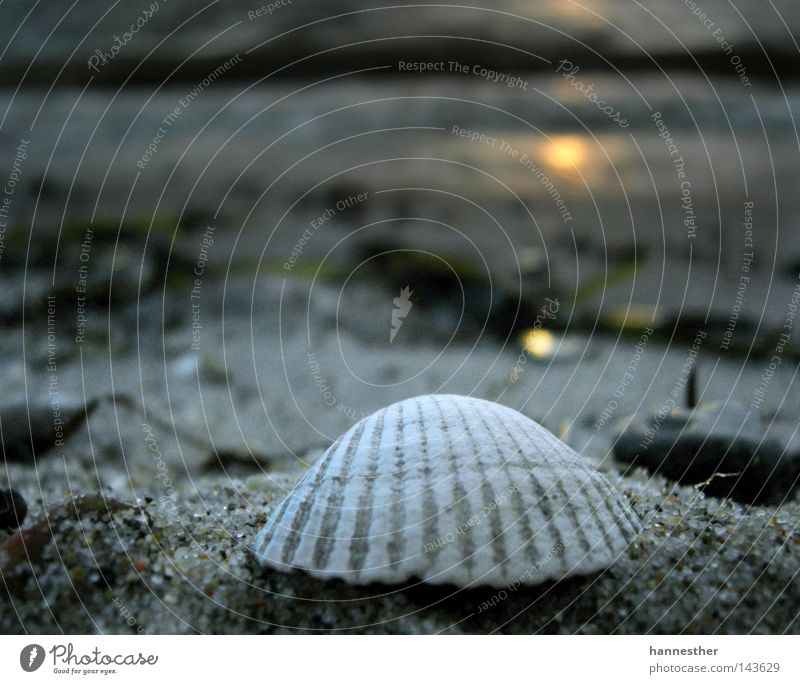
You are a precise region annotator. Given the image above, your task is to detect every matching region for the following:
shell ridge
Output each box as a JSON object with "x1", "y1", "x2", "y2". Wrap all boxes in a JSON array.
[
  {"x1": 475, "y1": 408, "x2": 541, "y2": 571},
  {"x1": 593, "y1": 473, "x2": 641, "y2": 538},
  {"x1": 255, "y1": 434, "x2": 345, "y2": 559},
  {"x1": 255, "y1": 436, "x2": 344, "y2": 564},
  {"x1": 514, "y1": 420, "x2": 601, "y2": 564},
  {"x1": 512, "y1": 414, "x2": 583, "y2": 468},
  {"x1": 514, "y1": 419, "x2": 638, "y2": 570},
  {"x1": 492, "y1": 405, "x2": 573, "y2": 577},
  {"x1": 555, "y1": 444, "x2": 640, "y2": 536},
  {"x1": 558, "y1": 463, "x2": 622, "y2": 562},
  {"x1": 386, "y1": 400, "x2": 408, "y2": 567},
  {"x1": 417, "y1": 397, "x2": 443, "y2": 580},
  {"x1": 431, "y1": 394, "x2": 475, "y2": 581},
  {"x1": 452, "y1": 401, "x2": 509, "y2": 578},
  {"x1": 572, "y1": 471, "x2": 624, "y2": 563},
  {"x1": 280, "y1": 419, "x2": 368, "y2": 567},
  {"x1": 309, "y1": 418, "x2": 371, "y2": 571},
  {"x1": 347, "y1": 407, "x2": 387, "y2": 576},
  {"x1": 595, "y1": 473, "x2": 639, "y2": 543},
  {"x1": 557, "y1": 447, "x2": 641, "y2": 538}
]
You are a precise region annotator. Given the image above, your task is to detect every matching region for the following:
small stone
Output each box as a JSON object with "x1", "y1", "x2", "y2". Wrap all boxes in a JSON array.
[
  {"x1": 0, "y1": 395, "x2": 121, "y2": 462},
  {"x1": 613, "y1": 402, "x2": 800, "y2": 505},
  {"x1": 0, "y1": 488, "x2": 27, "y2": 532}
]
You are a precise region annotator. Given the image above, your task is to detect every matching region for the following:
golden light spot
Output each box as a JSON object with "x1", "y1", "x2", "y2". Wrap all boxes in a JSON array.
[
  {"x1": 522, "y1": 328, "x2": 557, "y2": 358},
  {"x1": 545, "y1": 136, "x2": 587, "y2": 170},
  {"x1": 604, "y1": 305, "x2": 661, "y2": 331}
]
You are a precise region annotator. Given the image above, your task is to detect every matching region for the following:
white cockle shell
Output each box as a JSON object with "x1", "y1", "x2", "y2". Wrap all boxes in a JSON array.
[{"x1": 254, "y1": 394, "x2": 640, "y2": 588}]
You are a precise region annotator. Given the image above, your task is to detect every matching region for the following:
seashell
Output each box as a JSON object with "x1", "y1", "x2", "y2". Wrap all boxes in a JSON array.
[{"x1": 254, "y1": 394, "x2": 640, "y2": 588}]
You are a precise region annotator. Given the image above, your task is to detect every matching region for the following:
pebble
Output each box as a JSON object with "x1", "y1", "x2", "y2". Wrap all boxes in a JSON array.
[
  {"x1": 613, "y1": 403, "x2": 800, "y2": 505},
  {"x1": 0, "y1": 488, "x2": 27, "y2": 532}
]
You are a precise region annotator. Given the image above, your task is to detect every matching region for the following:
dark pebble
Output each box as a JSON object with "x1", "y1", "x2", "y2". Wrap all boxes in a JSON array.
[
  {"x1": 613, "y1": 404, "x2": 800, "y2": 505},
  {"x1": 0, "y1": 488, "x2": 27, "y2": 532}
]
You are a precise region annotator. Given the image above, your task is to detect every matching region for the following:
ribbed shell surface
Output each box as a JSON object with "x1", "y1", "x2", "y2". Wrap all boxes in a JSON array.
[{"x1": 254, "y1": 395, "x2": 640, "y2": 588}]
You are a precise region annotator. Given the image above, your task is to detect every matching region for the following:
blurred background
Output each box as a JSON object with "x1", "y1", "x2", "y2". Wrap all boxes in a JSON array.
[{"x1": 2, "y1": 0, "x2": 800, "y2": 494}]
